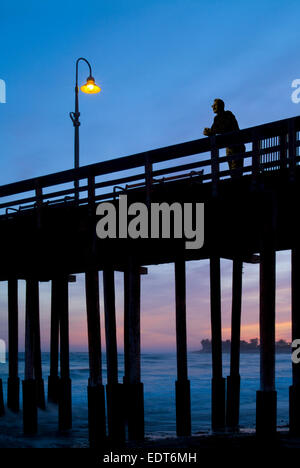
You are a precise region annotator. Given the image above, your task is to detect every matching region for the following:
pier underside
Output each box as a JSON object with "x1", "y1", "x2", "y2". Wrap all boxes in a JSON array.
[{"x1": 0, "y1": 167, "x2": 298, "y2": 281}]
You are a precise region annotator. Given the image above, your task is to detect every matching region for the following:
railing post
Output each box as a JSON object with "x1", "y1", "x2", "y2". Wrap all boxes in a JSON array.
[
  {"x1": 35, "y1": 182, "x2": 43, "y2": 229},
  {"x1": 288, "y1": 119, "x2": 296, "y2": 182},
  {"x1": 279, "y1": 132, "x2": 287, "y2": 170},
  {"x1": 251, "y1": 131, "x2": 260, "y2": 190},
  {"x1": 87, "y1": 174, "x2": 95, "y2": 210},
  {"x1": 145, "y1": 154, "x2": 153, "y2": 207},
  {"x1": 210, "y1": 136, "x2": 219, "y2": 197}
]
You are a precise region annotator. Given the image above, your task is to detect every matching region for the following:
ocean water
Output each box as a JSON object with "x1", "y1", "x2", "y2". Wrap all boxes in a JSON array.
[{"x1": 0, "y1": 352, "x2": 292, "y2": 447}]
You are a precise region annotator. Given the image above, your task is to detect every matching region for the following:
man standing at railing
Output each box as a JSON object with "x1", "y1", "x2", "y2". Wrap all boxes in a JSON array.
[{"x1": 203, "y1": 98, "x2": 245, "y2": 177}]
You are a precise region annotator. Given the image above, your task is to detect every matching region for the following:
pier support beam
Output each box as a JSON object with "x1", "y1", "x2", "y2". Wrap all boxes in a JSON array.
[
  {"x1": 124, "y1": 260, "x2": 144, "y2": 441},
  {"x1": 256, "y1": 246, "x2": 277, "y2": 435},
  {"x1": 23, "y1": 280, "x2": 38, "y2": 434},
  {"x1": 0, "y1": 380, "x2": 4, "y2": 416},
  {"x1": 85, "y1": 270, "x2": 106, "y2": 447},
  {"x1": 210, "y1": 256, "x2": 226, "y2": 430},
  {"x1": 48, "y1": 280, "x2": 60, "y2": 403},
  {"x1": 226, "y1": 259, "x2": 243, "y2": 428},
  {"x1": 103, "y1": 266, "x2": 125, "y2": 443},
  {"x1": 32, "y1": 281, "x2": 45, "y2": 410},
  {"x1": 123, "y1": 268, "x2": 129, "y2": 424},
  {"x1": 290, "y1": 247, "x2": 300, "y2": 434},
  {"x1": 58, "y1": 276, "x2": 72, "y2": 431},
  {"x1": 7, "y1": 278, "x2": 20, "y2": 412},
  {"x1": 174, "y1": 258, "x2": 191, "y2": 436}
]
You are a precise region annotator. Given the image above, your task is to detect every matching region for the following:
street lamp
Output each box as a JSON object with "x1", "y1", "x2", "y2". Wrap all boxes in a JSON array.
[{"x1": 70, "y1": 57, "x2": 101, "y2": 201}]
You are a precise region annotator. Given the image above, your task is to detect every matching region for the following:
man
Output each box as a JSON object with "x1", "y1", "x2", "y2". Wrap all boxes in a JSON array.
[
  {"x1": 204, "y1": 99, "x2": 259, "y2": 264},
  {"x1": 203, "y1": 98, "x2": 245, "y2": 177}
]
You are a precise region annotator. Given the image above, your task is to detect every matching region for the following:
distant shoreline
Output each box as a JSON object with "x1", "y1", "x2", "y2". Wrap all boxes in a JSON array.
[{"x1": 196, "y1": 338, "x2": 291, "y2": 354}]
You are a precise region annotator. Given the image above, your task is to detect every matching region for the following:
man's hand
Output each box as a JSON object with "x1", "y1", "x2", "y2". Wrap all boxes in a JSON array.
[{"x1": 203, "y1": 127, "x2": 212, "y2": 136}]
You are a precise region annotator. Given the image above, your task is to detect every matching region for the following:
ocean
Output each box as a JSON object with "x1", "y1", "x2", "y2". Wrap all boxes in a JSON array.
[{"x1": 0, "y1": 352, "x2": 292, "y2": 447}]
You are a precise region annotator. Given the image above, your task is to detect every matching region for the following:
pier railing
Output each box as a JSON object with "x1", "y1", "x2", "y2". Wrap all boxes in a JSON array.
[{"x1": 0, "y1": 115, "x2": 299, "y2": 215}]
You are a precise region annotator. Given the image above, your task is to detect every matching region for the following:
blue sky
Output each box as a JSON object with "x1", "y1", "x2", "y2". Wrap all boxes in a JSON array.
[{"x1": 0, "y1": 0, "x2": 299, "y2": 351}]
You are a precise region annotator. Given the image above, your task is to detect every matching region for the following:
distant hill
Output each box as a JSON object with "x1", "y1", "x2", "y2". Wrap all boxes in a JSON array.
[{"x1": 196, "y1": 338, "x2": 291, "y2": 354}]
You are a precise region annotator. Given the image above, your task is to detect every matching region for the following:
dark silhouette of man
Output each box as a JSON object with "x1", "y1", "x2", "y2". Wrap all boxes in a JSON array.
[{"x1": 203, "y1": 98, "x2": 245, "y2": 177}]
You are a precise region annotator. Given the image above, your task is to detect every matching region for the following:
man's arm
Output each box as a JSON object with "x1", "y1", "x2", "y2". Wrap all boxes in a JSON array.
[{"x1": 203, "y1": 115, "x2": 219, "y2": 136}]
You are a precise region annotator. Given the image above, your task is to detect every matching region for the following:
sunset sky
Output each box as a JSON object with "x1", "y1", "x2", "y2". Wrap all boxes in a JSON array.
[{"x1": 0, "y1": 0, "x2": 299, "y2": 351}]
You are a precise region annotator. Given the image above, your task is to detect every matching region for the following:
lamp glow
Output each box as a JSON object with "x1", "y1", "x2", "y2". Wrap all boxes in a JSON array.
[{"x1": 80, "y1": 76, "x2": 101, "y2": 94}]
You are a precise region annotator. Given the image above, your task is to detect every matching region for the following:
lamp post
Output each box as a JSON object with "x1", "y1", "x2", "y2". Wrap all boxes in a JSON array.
[{"x1": 70, "y1": 57, "x2": 101, "y2": 202}]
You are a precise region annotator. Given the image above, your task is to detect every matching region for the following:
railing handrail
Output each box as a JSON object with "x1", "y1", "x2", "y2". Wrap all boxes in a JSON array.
[{"x1": 0, "y1": 115, "x2": 299, "y2": 210}]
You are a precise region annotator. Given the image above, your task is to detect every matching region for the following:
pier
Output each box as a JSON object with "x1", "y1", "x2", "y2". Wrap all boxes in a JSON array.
[{"x1": 0, "y1": 115, "x2": 300, "y2": 445}]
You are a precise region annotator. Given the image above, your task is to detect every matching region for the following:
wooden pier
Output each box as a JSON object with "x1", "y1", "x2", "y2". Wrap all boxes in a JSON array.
[{"x1": 0, "y1": 115, "x2": 300, "y2": 445}]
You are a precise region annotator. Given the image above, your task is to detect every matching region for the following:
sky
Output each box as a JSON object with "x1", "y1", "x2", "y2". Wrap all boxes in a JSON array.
[{"x1": 0, "y1": 0, "x2": 299, "y2": 352}]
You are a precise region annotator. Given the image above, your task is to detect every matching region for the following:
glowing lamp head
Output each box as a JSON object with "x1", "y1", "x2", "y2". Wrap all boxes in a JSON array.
[{"x1": 80, "y1": 76, "x2": 101, "y2": 94}]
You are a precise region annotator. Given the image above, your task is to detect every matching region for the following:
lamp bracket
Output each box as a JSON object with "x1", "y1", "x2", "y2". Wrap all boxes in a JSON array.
[{"x1": 69, "y1": 112, "x2": 81, "y2": 127}]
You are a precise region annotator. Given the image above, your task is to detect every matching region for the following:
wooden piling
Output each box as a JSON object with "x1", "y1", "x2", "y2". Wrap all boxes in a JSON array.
[
  {"x1": 256, "y1": 246, "x2": 277, "y2": 435},
  {"x1": 31, "y1": 280, "x2": 45, "y2": 410},
  {"x1": 174, "y1": 258, "x2": 191, "y2": 436},
  {"x1": 290, "y1": 247, "x2": 300, "y2": 433},
  {"x1": 58, "y1": 276, "x2": 72, "y2": 431},
  {"x1": 23, "y1": 279, "x2": 38, "y2": 434},
  {"x1": 124, "y1": 260, "x2": 144, "y2": 441},
  {"x1": 103, "y1": 266, "x2": 125, "y2": 443},
  {"x1": 48, "y1": 279, "x2": 60, "y2": 403},
  {"x1": 123, "y1": 269, "x2": 129, "y2": 386},
  {"x1": 85, "y1": 270, "x2": 106, "y2": 446},
  {"x1": 7, "y1": 278, "x2": 20, "y2": 412},
  {"x1": 123, "y1": 268, "x2": 130, "y2": 427},
  {"x1": 210, "y1": 256, "x2": 226, "y2": 430},
  {"x1": 0, "y1": 380, "x2": 4, "y2": 417},
  {"x1": 226, "y1": 259, "x2": 243, "y2": 428}
]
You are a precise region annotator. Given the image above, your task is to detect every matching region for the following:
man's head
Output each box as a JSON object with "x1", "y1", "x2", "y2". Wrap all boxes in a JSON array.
[{"x1": 212, "y1": 98, "x2": 225, "y2": 114}]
